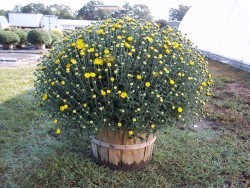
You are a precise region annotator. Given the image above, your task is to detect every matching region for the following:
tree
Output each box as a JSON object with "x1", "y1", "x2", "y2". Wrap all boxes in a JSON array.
[
  {"x1": 132, "y1": 4, "x2": 152, "y2": 21},
  {"x1": 155, "y1": 19, "x2": 168, "y2": 29},
  {"x1": 45, "y1": 4, "x2": 75, "y2": 19},
  {"x1": 21, "y1": 3, "x2": 46, "y2": 14},
  {"x1": 0, "y1": 9, "x2": 11, "y2": 19},
  {"x1": 112, "y1": 3, "x2": 152, "y2": 21},
  {"x1": 12, "y1": 5, "x2": 23, "y2": 13},
  {"x1": 11, "y1": 3, "x2": 75, "y2": 19},
  {"x1": 169, "y1": 4, "x2": 190, "y2": 21},
  {"x1": 77, "y1": 1, "x2": 105, "y2": 20}
]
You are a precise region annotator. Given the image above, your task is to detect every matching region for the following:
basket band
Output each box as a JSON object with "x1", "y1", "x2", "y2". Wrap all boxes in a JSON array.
[{"x1": 90, "y1": 136, "x2": 156, "y2": 150}]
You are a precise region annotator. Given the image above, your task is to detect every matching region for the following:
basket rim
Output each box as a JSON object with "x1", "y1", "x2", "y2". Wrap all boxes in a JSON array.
[{"x1": 90, "y1": 136, "x2": 156, "y2": 150}]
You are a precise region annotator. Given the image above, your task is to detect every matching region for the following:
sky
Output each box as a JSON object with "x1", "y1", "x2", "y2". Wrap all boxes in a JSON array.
[{"x1": 0, "y1": 0, "x2": 196, "y2": 20}]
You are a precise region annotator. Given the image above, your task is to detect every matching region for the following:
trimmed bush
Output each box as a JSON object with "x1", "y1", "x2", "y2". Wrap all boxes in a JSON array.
[
  {"x1": 27, "y1": 29, "x2": 52, "y2": 45},
  {"x1": 0, "y1": 30, "x2": 20, "y2": 45},
  {"x1": 13, "y1": 30, "x2": 27, "y2": 45}
]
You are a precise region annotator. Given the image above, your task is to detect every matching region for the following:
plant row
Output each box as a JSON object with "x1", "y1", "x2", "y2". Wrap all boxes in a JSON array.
[{"x1": 0, "y1": 28, "x2": 65, "y2": 49}]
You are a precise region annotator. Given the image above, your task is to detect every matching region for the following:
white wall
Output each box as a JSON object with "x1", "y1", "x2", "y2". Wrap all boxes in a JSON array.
[{"x1": 179, "y1": 0, "x2": 250, "y2": 66}]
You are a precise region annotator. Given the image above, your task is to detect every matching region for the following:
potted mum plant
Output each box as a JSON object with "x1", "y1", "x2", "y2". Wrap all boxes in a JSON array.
[
  {"x1": 27, "y1": 29, "x2": 52, "y2": 49},
  {"x1": 34, "y1": 17, "x2": 213, "y2": 170},
  {"x1": 0, "y1": 30, "x2": 20, "y2": 49}
]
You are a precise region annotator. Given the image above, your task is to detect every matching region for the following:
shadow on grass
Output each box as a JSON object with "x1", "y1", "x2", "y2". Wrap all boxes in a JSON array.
[
  {"x1": 0, "y1": 88, "x2": 249, "y2": 187},
  {"x1": 0, "y1": 90, "x2": 95, "y2": 187}
]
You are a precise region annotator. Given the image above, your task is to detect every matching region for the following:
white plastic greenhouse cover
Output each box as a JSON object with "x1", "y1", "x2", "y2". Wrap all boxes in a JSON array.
[{"x1": 178, "y1": 0, "x2": 250, "y2": 71}]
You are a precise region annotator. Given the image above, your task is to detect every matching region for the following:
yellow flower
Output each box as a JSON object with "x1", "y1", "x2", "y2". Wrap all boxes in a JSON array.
[
  {"x1": 132, "y1": 118, "x2": 136, "y2": 122},
  {"x1": 55, "y1": 59, "x2": 60, "y2": 64},
  {"x1": 104, "y1": 49, "x2": 109, "y2": 54},
  {"x1": 164, "y1": 67, "x2": 169, "y2": 73},
  {"x1": 117, "y1": 35, "x2": 122, "y2": 39},
  {"x1": 97, "y1": 29, "x2": 104, "y2": 35},
  {"x1": 120, "y1": 92, "x2": 128, "y2": 99},
  {"x1": 146, "y1": 36, "x2": 153, "y2": 43},
  {"x1": 107, "y1": 63, "x2": 112, "y2": 67},
  {"x1": 169, "y1": 79, "x2": 175, "y2": 85},
  {"x1": 167, "y1": 27, "x2": 173, "y2": 32},
  {"x1": 151, "y1": 124, "x2": 155, "y2": 129},
  {"x1": 127, "y1": 52, "x2": 132, "y2": 56},
  {"x1": 84, "y1": 73, "x2": 90, "y2": 79},
  {"x1": 145, "y1": 82, "x2": 151, "y2": 87},
  {"x1": 94, "y1": 58, "x2": 104, "y2": 65},
  {"x1": 110, "y1": 77, "x2": 115, "y2": 82},
  {"x1": 51, "y1": 82, "x2": 55, "y2": 86},
  {"x1": 202, "y1": 82, "x2": 207, "y2": 86},
  {"x1": 53, "y1": 119, "x2": 58, "y2": 124},
  {"x1": 106, "y1": 90, "x2": 111, "y2": 94},
  {"x1": 60, "y1": 106, "x2": 65, "y2": 111},
  {"x1": 93, "y1": 95, "x2": 96, "y2": 99},
  {"x1": 128, "y1": 130, "x2": 134, "y2": 135},
  {"x1": 70, "y1": 58, "x2": 77, "y2": 64},
  {"x1": 88, "y1": 48, "x2": 95, "y2": 52},
  {"x1": 56, "y1": 128, "x2": 61, "y2": 134},
  {"x1": 178, "y1": 107, "x2": 183, "y2": 113},
  {"x1": 76, "y1": 39, "x2": 84, "y2": 50},
  {"x1": 165, "y1": 49, "x2": 170, "y2": 54},
  {"x1": 117, "y1": 122, "x2": 122, "y2": 127},
  {"x1": 112, "y1": 24, "x2": 122, "y2": 29},
  {"x1": 83, "y1": 103, "x2": 87, "y2": 107},
  {"x1": 66, "y1": 63, "x2": 71, "y2": 68},
  {"x1": 101, "y1": 90, "x2": 106, "y2": 96},
  {"x1": 127, "y1": 36, "x2": 133, "y2": 42},
  {"x1": 90, "y1": 72, "x2": 96, "y2": 78},
  {"x1": 61, "y1": 81, "x2": 65, "y2": 85},
  {"x1": 125, "y1": 42, "x2": 130, "y2": 48},
  {"x1": 80, "y1": 51, "x2": 85, "y2": 56},
  {"x1": 137, "y1": 75, "x2": 142, "y2": 80},
  {"x1": 189, "y1": 61, "x2": 194, "y2": 66},
  {"x1": 42, "y1": 93, "x2": 48, "y2": 101}
]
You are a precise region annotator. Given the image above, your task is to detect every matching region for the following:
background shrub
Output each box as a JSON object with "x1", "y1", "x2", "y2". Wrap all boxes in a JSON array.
[
  {"x1": 47, "y1": 30, "x2": 61, "y2": 48},
  {"x1": 13, "y1": 30, "x2": 27, "y2": 45},
  {"x1": 27, "y1": 29, "x2": 52, "y2": 45},
  {"x1": 0, "y1": 30, "x2": 20, "y2": 45},
  {"x1": 51, "y1": 30, "x2": 64, "y2": 38}
]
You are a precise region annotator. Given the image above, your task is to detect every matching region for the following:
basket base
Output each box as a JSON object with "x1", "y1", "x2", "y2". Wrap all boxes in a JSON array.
[{"x1": 94, "y1": 157, "x2": 152, "y2": 171}]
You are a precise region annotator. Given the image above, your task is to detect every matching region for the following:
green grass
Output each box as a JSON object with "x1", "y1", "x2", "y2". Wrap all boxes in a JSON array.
[{"x1": 0, "y1": 62, "x2": 249, "y2": 187}]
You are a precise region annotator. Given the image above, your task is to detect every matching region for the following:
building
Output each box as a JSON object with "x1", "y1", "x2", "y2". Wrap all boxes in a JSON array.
[
  {"x1": 58, "y1": 19, "x2": 96, "y2": 30},
  {"x1": 179, "y1": 0, "x2": 250, "y2": 71}
]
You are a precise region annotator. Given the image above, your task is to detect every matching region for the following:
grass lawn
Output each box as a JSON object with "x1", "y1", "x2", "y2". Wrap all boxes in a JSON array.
[{"x1": 0, "y1": 61, "x2": 249, "y2": 187}]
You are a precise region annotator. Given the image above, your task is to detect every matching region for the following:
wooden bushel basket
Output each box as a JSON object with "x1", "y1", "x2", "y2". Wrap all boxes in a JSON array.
[{"x1": 91, "y1": 130, "x2": 156, "y2": 170}]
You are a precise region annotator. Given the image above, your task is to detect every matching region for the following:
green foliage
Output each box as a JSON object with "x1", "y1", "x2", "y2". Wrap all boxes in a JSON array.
[
  {"x1": 169, "y1": 4, "x2": 190, "y2": 21},
  {"x1": 0, "y1": 30, "x2": 20, "y2": 44},
  {"x1": 131, "y1": 4, "x2": 152, "y2": 21},
  {"x1": 21, "y1": 3, "x2": 46, "y2": 14},
  {"x1": 44, "y1": 4, "x2": 75, "y2": 19},
  {"x1": 35, "y1": 17, "x2": 213, "y2": 137},
  {"x1": 77, "y1": 0, "x2": 105, "y2": 20},
  {"x1": 13, "y1": 29, "x2": 27, "y2": 44},
  {"x1": 27, "y1": 29, "x2": 52, "y2": 45},
  {"x1": 11, "y1": 3, "x2": 75, "y2": 19},
  {"x1": 113, "y1": 3, "x2": 152, "y2": 21}
]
